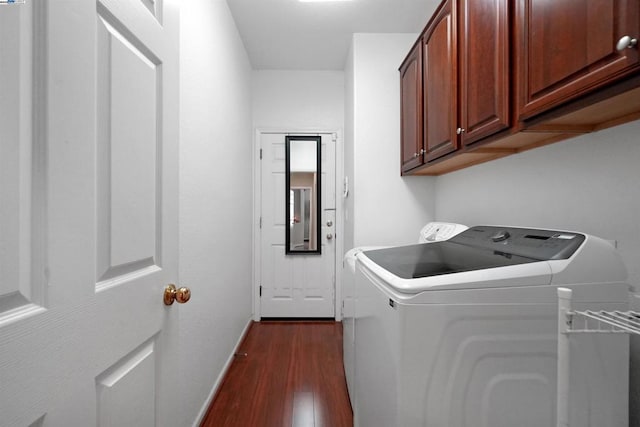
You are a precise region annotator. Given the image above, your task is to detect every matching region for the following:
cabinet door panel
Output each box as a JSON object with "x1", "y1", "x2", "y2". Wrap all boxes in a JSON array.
[
  {"x1": 518, "y1": 0, "x2": 640, "y2": 119},
  {"x1": 459, "y1": 0, "x2": 510, "y2": 146},
  {"x1": 400, "y1": 42, "x2": 423, "y2": 174},
  {"x1": 424, "y1": 0, "x2": 458, "y2": 162}
]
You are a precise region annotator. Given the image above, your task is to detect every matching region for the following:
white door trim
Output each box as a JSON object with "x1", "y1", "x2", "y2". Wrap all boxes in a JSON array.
[{"x1": 252, "y1": 128, "x2": 344, "y2": 321}]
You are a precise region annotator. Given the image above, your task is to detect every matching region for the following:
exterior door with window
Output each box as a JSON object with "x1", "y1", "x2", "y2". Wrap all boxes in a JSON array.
[
  {"x1": 259, "y1": 132, "x2": 336, "y2": 318},
  {"x1": 0, "y1": 1, "x2": 182, "y2": 425}
]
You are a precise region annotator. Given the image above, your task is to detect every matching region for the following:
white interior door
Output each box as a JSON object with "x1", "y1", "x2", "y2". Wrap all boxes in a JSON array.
[
  {"x1": 0, "y1": 1, "x2": 180, "y2": 426},
  {"x1": 260, "y1": 132, "x2": 336, "y2": 318}
]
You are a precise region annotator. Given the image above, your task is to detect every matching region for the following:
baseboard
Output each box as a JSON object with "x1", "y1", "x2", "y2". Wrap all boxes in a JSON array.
[{"x1": 191, "y1": 317, "x2": 254, "y2": 427}]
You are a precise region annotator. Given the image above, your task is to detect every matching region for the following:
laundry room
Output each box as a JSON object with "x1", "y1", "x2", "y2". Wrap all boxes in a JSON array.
[{"x1": 1, "y1": 0, "x2": 640, "y2": 426}]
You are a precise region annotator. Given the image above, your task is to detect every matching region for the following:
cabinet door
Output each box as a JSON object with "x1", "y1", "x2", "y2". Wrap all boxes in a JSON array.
[
  {"x1": 400, "y1": 41, "x2": 424, "y2": 174},
  {"x1": 459, "y1": 0, "x2": 510, "y2": 146},
  {"x1": 517, "y1": 0, "x2": 640, "y2": 120},
  {"x1": 423, "y1": 0, "x2": 458, "y2": 162}
]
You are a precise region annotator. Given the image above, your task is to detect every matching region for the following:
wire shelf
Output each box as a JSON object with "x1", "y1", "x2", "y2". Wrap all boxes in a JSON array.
[
  {"x1": 566, "y1": 309, "x2": 640, "y2": 335},
  {"x1": 556, "y1": 287, "x2": 634, "y2": 427}
]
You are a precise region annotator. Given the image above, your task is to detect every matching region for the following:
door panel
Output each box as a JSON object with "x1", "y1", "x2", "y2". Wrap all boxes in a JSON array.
[
  {"x1": 260, "y1": 133, "x2": 336, "y2": 318},
  {"x1": 322, "y1": 137, "x2": 336, "y2": 210},
  {"x1": 0, "y1": 1, "x2": 179, "y2": 425},
  {"x1": 423, "y1": 0, "x2": 458, "y2": 162},
  {"x1": 399, "y1": 42, "x2": 423, "y2": 173},
  {"x1": 459, "y1": 0, "x2": 510, "y2": 146},
  {"x1": 97, "y1": 12, "x2": 161, "y2": 283},
  {"x1": 0, "y1": 2, "x2": 42, "y2": 315},
  {"x1": 95, "y1": 339, "x2": 157, "y2": 427},
  {"x1": 517, "y1": 0, "x2": 640, "y2": 119}
]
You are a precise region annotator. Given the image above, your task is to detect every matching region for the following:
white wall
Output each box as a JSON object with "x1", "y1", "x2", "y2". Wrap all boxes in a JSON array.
[
  {"x1": 346, "y1": 34, "x2": 436, "y2": 249},
  {"x1": 344, "y1": 42, "x2": 356, "y2": 252},
  {"x1": 435, "y1": 121, "x2": 640, "y2": 291},
  {"x1": 252, "y1": 70, "x2": 344, "y2": 130},
  {"x1": 434, "y1": 119, "x2": 640, "y2": 425},
  {"x1": 179, "y1": 1, "x2": 253, "y2": 425}
]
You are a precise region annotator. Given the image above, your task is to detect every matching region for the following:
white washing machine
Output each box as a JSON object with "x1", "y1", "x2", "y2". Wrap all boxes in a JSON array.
[
  {"x1": 342, "y1": 222, "x2": 468, "y2": 409},
  {"x1": 354, "y1": 225, "x2": 629, "y2": 427}
]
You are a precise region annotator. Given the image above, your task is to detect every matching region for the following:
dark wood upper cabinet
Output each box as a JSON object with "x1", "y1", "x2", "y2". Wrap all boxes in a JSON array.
[
  {"x1": 459, "y1": 0, "x2": 510, "y2": 146},
  {"x1": 399, "y1": 0, "x2": 510, "y2": 168},
  {"x1": 423, "y1": 0, "x2": 458, "y2": 162},
  {"x1": 400, "y1": 41, "x2": 424, "y2": 174},
  {"x1": 516, "y1": 0, "x2": 640, "y2": 120},
  {"x1": 399, "y1": 0, "x2": 640, "y2": 175}
]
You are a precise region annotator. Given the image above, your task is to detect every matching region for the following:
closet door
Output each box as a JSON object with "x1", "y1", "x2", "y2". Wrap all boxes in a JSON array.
[{"x1": 0, "y1": 1, "x2": 182, "y2": 425}]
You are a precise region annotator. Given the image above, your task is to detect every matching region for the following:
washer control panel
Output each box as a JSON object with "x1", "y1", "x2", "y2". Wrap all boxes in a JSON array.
[{"x1": 449, "y1": 226, "x2": 586, "y2": 260}]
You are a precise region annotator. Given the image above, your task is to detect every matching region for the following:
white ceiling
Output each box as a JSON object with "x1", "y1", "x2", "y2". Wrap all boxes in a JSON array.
[{"x1": 226, "y1": 0, "x2": 441, "y2": 70}]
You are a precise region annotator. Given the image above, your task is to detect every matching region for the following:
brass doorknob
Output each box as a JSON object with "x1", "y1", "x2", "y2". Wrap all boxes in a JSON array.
[{"x1": 164, "y1": 284, "x2": 191, "y2": 305}]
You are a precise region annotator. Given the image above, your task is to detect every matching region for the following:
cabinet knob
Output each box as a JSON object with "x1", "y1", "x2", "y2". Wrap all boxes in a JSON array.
[
  {"x1": 413, "y1": 152, "x2": 419, "y2": 158},
  {"x1": 616, "y1": 35, "x2": 638, "y2": 51},
  {"x1": 456, "y1": 127, "x2": 466, "y2": 135},
  {"x1": 420, "y1": 149, "x2": 426, "y2": 155}
]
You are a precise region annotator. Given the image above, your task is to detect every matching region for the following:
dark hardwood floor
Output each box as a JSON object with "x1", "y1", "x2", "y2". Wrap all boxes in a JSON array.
[{"x1": 200, "y1": 321, "x2": 353, "y2": 427}]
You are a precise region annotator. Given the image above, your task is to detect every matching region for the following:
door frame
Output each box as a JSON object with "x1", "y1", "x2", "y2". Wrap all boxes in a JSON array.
[{"x1": 252, "y1": 128, "x2": 344, "y2": 321}]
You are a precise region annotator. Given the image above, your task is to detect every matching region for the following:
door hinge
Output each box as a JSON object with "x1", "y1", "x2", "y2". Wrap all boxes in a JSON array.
[
  {"x1": 259, "y1": 148, "x2": 263, "y2": 159},
  {"x1": 259, "y1": 217, "x2": 262, "y2": 229},
  {"x1": 259, "y1": 285, "x2": 262, "y2": 297}
]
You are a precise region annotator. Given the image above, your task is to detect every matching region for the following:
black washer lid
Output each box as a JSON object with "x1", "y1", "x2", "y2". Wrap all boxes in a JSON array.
[{"x1": 362, "y1": 226, "x2": 585, "y2": 280}]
